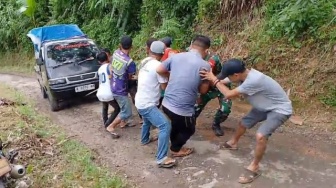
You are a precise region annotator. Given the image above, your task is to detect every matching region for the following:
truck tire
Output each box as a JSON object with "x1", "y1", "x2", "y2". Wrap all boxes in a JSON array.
[
  {"x1": 47, "y1": 90, "x2": 60, "y2": 112},
  {"x1": 41, "y1": 86, "x2": 48, "y2": 99}
]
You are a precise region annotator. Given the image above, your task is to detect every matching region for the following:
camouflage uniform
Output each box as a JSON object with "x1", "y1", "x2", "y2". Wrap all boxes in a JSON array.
[{"x1": 195, "y1": 53, "x2": 232, "y2": 136}]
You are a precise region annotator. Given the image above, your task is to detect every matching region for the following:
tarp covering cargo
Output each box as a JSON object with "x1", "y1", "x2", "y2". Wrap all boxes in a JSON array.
[{"x1": 27, "y1": 24, "x2": 87, "y2": 59}]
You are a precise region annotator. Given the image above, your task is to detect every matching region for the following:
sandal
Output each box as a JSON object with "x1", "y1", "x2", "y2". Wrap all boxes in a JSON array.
[
  {"x1": 141, "y1": 136, "x2": 158, "y2": 146},
  {"x1": 158, "y1": 157, "x2": 177, "y2": 168},
  {"x1": 238, "y1": 168, "x2": 261, "y2": 184},
  {"x1": 222, "y1": 141, "x2": 238, "y2": 150},
  {"x1": 171, "y1": 147, "x2": 194, "y2": 157},
  {"x1": 105, "y1": 130, "x2": 120, "y2": 139},
  {"x1": 120, "y1": 122, "x2": 136, "y2": 128}
]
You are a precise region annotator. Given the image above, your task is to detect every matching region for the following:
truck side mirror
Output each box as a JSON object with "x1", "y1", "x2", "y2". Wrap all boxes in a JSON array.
[{"x1": 36, "y1": 58, "x2": 43, "y2": 66}]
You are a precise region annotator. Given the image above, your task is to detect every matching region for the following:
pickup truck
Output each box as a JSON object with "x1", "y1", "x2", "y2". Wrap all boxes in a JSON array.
[{"x1": 27, "y1": 24, "x2": 100, "y2": 111}]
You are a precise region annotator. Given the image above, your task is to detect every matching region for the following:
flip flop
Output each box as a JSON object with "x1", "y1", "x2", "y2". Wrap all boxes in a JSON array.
[
  {"x1": 120, "y1": 122, "x2": 136, "y2": 128},
  {"x1": 158, "y1": 158, "x2": 177, "y2": 168},
  {"x1": 141, "y1": 136, "x2": 158, "y2": 146},
  {"x1": 222, "y1": 141, "x2": 238, "y2": 150},
  {"x1": 238, "y1": 168, "x2": 262, "y2": 184},
  {"x1": 105, "y1": 130, "x2": 120, "y2": 139},
  {"x1": 171, "y1": 147, "x2": 194, "y2": 157}
]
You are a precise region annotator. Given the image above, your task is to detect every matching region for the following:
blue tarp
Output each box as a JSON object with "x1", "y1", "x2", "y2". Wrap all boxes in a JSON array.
[{"x1": 27, "y1": 24, "x2": 87, "y2": 58}]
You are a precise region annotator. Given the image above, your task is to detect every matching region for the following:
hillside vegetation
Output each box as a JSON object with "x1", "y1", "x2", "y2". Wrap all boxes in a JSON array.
[
  {"x1": 0, "y1": 0, "x2": 335, "y2": 125},
  {"x1": 0, "y1": 84, "x2": 125, "y2": 187}
]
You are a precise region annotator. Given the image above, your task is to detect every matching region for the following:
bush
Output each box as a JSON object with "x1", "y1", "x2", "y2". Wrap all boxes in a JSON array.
[
  {"x1": 0, "y1": 0, "x2": 32, "y2": 51},
  {"x1": 321, "y1": 86, "x2": 336, "y2": 107},
  {"x1": 265, "y1": 0, "x2": 336, "y2": 42},
  {"x1": 82, "y1": 17, "x2": 120, "y2": 49},
  {"x1": 197, "y1": 0, "x2": 221, "y2": 22},
  {"x1": 153, "y1": 18, "x2": 191, "y2": 49}
]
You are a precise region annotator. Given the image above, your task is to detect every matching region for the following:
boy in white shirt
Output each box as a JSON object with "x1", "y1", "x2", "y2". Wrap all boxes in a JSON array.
[
  {"x1": 96, "y1": 51, "x2": 120, "y2": 129},
  {"x1": 135, "y1": 41, "x2": 177, "y2": 168}
]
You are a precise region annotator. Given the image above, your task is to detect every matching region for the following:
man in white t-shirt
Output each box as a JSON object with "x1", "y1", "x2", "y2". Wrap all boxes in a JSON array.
[
  {"x1": 96, "y1": 51, "x2": 120, "y2": 129},
  {"x1": 135, "y1": 41, "x2": 177, "y2": 168}
]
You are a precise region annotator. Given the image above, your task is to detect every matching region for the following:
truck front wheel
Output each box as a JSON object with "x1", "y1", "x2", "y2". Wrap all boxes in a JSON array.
[
  {"x1": 41, "y1": 86, "x2": 48, "y2": 99},
  {"x1": 47, "y1": 90, "x2": 60, "y2": 112}
]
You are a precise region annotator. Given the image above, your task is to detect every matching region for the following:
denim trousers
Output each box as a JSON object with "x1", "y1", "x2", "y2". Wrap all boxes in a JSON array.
[
  {"x1": 137, "y1": 105, "x2": 171, "y2": 164},
  {"x1": 114, "y1": 95, "x2": 132, "y2": 121}
]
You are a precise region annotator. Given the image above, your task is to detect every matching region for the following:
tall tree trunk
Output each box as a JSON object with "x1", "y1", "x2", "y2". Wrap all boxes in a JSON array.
[
  {"x1": 116, "y1": 8, "x2": 124, "y2": 28},
  {"x1": 110, "y1": 5, "x2": 116, "y2": 19},
  {"x1": 121, "y1": 11, "x2": 129, "y2": 34}
]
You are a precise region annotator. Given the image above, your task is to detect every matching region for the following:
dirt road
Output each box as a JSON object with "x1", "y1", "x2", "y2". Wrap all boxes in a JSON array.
[{"x1": 0, "y1": 73, "x2": 335, "y2": 188}]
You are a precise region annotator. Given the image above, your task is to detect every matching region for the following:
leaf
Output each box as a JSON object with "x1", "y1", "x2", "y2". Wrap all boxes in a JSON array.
[
  {"x1": 26, "y1": 164, "x2": 34, "y2": 174},
  {"x1": 18, "y1": 0, "x2": 36, "y2": 18},
  {"x1": 18, "y1": 6, "x2": 27, "y2": 13}
]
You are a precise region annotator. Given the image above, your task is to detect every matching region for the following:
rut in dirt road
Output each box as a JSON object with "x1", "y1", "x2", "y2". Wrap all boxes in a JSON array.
[{"x1": 1, "y1": 73, "x2": 336, "y2": 188}]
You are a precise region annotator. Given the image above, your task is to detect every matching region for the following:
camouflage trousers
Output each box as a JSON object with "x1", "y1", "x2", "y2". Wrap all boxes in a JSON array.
[{"x1": 194, "y1": 88, "x2": 232, "y2": 126}]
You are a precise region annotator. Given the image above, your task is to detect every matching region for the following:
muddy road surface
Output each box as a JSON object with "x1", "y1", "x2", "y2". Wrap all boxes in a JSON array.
[{"x1": 0, "y1": 73, "x2": 335, "y2": 188}]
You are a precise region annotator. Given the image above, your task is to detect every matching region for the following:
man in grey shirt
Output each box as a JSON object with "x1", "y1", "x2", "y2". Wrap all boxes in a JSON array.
[
  {"x1": 200, "y1": 58, "x2": 292, "y2": 184},
  {"x1": 156, "y1": 35, "x2": 211, "y2": 157}
]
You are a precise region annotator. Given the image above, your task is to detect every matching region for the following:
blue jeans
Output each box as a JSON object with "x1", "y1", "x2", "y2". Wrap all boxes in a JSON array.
[
  {"x1": 114, "y1": 95, "x2": 132, "y2": 121},
  {"x1": 137, "y1": 106, "x2": 171, "y2": 164}
]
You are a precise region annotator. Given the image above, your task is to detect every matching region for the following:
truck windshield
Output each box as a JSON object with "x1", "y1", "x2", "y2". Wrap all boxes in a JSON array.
[{"x1": 45, "y1": 40, "x2": 99, "y2": 67}]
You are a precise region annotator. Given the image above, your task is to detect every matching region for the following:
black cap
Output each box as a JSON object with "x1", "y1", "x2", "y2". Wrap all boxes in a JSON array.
[
  {"x1": 217, "y1": 58, "x2": 246, "y2": 80},
  {"x1": 120, "y1": 35, "x2": 132, "y2": 50},
  {"x1": 96, "y1": 51, "x2": 108, "y2": 62},
  {"x1": 160, "y1": 37, "x2": 172, "y2": 47},
  {"x1": 101, "y1": 48, "x2": 111, "y2": 54}
]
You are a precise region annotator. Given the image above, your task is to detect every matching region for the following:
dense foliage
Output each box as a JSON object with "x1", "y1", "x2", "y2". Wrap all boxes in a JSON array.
[
  {"x1": 0, "y1": 0, "x2": 335, "y2": 57},
  {"x1": 265, "y1": 0, "x2": 336, "y2": 43}
]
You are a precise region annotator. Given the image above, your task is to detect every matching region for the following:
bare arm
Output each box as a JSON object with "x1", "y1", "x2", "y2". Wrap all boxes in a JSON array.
[
  {"x1": 214, "y1": 82, "x2": 240, "y2": 99},
  {"x1": 157, "y1": 56, "x2": 173, "y2": 78},
  {"x1": 199, "y1": 70, "x2": 240, "y2": 99},
  {"x1": 156, "y1": 64, "x2": 170, "y2": 78},
  {"x1": 160, "y1": 83, "x2": 168, "y2": 90},
  {"x1": 129, "y1": 74, "x2": 138, "y2": 80},
  {"x1": 220, "y1": 77, "x2": 230, "y2": 84}
]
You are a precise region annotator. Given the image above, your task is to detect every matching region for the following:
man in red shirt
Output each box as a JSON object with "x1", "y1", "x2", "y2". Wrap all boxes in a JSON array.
[{"x1": 160, "y1": 37, "x2": 179, "y2": 61}]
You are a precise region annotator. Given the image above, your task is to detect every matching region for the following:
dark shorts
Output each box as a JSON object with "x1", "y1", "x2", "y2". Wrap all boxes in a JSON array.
[{"x1": 241, "y1": 108, "x2": 291, "y2": 138}]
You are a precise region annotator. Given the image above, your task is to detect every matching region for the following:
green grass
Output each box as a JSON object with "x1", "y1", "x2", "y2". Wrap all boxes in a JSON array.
[
  {"x1": 0, "y1": 52, "x2": 34, "y2": 75},
  {"x1": 0, "y1": 84, "x2": 126, "y2": 188},
  {"x1": 321, "y1": 86, "x2": 336, "y2": 108}
]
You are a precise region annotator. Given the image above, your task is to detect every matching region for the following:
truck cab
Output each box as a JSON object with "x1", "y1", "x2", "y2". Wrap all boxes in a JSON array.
[{"x1": 28, "y1": 24, "x2": 100, "y2": 111}]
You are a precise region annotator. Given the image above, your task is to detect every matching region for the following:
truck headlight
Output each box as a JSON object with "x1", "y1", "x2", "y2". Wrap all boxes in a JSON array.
[{"x1": 49, "y1": 78, "x2": 66, "y2": 85}]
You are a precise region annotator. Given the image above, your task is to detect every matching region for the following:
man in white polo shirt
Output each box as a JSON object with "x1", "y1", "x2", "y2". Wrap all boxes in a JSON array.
[{"x1": 135, "y1": 41, "x2": 177, "y2": 168}]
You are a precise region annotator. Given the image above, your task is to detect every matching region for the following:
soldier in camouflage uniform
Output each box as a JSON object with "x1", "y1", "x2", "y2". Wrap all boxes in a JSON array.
[{"x1": 190, "y1": 48, "x2": 232, "y2": 136}]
